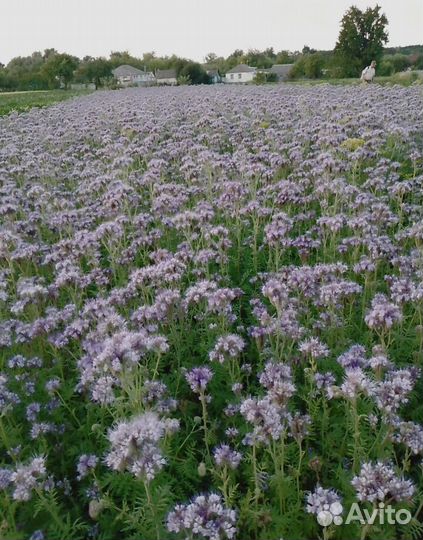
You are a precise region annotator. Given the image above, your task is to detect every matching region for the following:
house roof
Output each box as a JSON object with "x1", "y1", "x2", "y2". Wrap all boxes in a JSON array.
[
  {"x1": 269, "y1": 64, "x2": 293, "y2": 76},
  {"x1": 206, "y1": 69, "x2": 220, "y2": 76},
  {"x1": 227, "y1": 64, "x2": 256, "y2": 74},
  {"x1": 112, "y1": 65, "x2": 144, "y2": 77},
  {"x1": 156, "y1": 69, "x2": 177, "y2": 79}
]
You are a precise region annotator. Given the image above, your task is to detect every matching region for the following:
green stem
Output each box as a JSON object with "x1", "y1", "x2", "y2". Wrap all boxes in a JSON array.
[
  {"x1": 296, "y1": 441, "x2": 305, "y2": 503},
  {"x1": 220, "y1": 466, "x2": 230, "y2": 507},
  {"x1": 152, "y1": 353, "x2": 162, "y2": 380},
  {"x1": 351, "y1": 398, "x2": 361, "y2": 473},
  {"x1": 252, "y1": 442, "x2": 260, "y2": 539},
  {"x1": 200, "y1": 392, "x2": 210, "y2": 458},
  {"x1": 144, "y1": 480, "x2": 161, "y2": 540},
  {"x1": 35, "y1": 488, "x2": 65, "y2": 533}
]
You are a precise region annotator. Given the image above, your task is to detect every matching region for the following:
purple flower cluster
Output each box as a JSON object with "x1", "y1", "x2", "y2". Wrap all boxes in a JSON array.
[
  {"x1": 213, "y1": 444, "x2": 242, "y2": 470},
  {"x1": 365, "y1": 294, "x2": 403, "y2": 331},
  {"x1": 351, "y1": 461, "x2": 415, "y2": 502},
  {"x1": 185, "y1": 367, "x2": 214, "y2": 395},
  {"x1": 167, "y1": 492, "x2": 237, "y2": 539},
  {"x1": 105, "y1": 412, "x2": 179, "y2": 481},
  {"x1": 76, "y1": 454, "x2": 98, "y2": 480},
  {"x1": 209, "y1": 334, "x2": 245, "y2": 364},
  {"x1": 8, "y1": 456, "x2": 47, "y2": 501}
]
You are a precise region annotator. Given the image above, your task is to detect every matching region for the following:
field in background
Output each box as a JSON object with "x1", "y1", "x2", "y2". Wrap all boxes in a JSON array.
[
  {"x1": 0, "y1": 72, "x2": 421, "y2": 117},
  {"x1": 288, "y1": 72, "x2": 423, "y2": 86},
  {"x1": 0, "y1": 89, "x2": 92, "y2": 116}
]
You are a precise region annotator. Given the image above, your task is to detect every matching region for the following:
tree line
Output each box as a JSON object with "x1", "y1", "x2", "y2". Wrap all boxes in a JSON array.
[
  {"x1": 1, "y1": 4, "x2": 422, "y2": 91},
  {"x1": 0, "y1": 48, "x2": 303, "y2": 91}
]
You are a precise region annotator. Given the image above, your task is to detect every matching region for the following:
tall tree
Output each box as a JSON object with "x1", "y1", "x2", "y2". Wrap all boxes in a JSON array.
[
  {"x1": 75, "y1": 57, "x2": 112, "y2": 89},
  {"x1": 244, "y1": 49, "x2": 273, "y2": 68},
  {"x1": 109, "y1": 51, "x2": 143, "y2": 70},
  {"x1": 204, "y1": 52, "x2": 218, "y2": 64},
  {"x1": 42, "y1": 53, "x2": 79, "y2": 89},
  {"x1": 275, "y1": 50, "x2": 294, "y2": 64},
  {"x1": 178, "y1": 62, "x2": 210, "y2": 84},
  {"x1": 334, "y1": 5, "x2": 388, "y2": 77},
  {"x1": 6, "y1": 51, "x2": 47, "y2": 90}
]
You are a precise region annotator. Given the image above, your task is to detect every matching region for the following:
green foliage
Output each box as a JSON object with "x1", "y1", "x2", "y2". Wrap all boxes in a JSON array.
[
  {"x1": 335, "y1": 4, "x2": 389, "y2": 77},
  {"x1": 177, "y1": 74, "x2": 191, "y2": 86},
  {"x1": 253, "y1": 71, "x2": 277, "y2": 85},
  {"x1": 379, "y1": 54, "x2": 411, "y2": 76},
  {"x1": 304, "y1": 53, "x2": 325, "y2": 78},
  {"x1": 275, "y1": 50, "x2": 295, "y2": 65},
  {"x1": 413, "y1": 54, "x2": 423, "y2": 69},
  {"x1": 390, "y1": 53, "x2": 411, "y2": 73},
  {"x1": 289, "y1": 53, "x2": 325, "y2": 80},
  {"x1": 178, "y1": 62, "x2": 210, "y2": 85},
  {"x1": 244, "y1": 49, "x2": 273, "y2": 69},
  {"x1": 222, "y1": 48, "x2": 297, "y2": 74},
  {"x1": 109, "y1": 51, "x2": 144, "y2": 70},
  {"x1": 74, "y1": 57, "x2": 112, "y2": 89},
  {"x1": 41, "y1": 53, "x2": 79, "y2": 89},
  {"x1": 0, "y1": 89, "x2": 92, "y2": 116},
  {"x1": 1, "y1": 51, "x2": 50, "y2": 91}
]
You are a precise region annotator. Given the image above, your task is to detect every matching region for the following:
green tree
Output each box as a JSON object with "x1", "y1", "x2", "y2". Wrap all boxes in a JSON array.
[
  {"x1": 390, "y1": 53, "x2": 410, "y2": 73},
  {"x1": 0, "y1": 65, "x2": 9, "y2": 90},
  {"x1": 42, "y1": 53, "x2": 79, "y2": 89},
  {"x1": 334, "y1": 5, "x2": 388, "y2": 77},
  {"x1": 43, "y1": 48, "x2": 58, "y2": 61},
  {"x1": 253, "y1": 71, "x2": 277, "y2": 84},
  {"x1": 414, "y1": 54, "x2": 423, "y2": 69},
  {"x1": 378, "y1": 58, "x2": 394, "y2": 76},
  {"x1": 275, "y1": 50, "x2": 295, "y2": 65},
  {"x1": 289, "y1": 52, "x2": 325, "y2": 80},
  {"x1": 264, "y1": 47, "x2": 276, "y2": 59},
  {"x1": 225, "y1": 49, "x2": 245, "y2": 70},
  {"x1": 204, "y1": 52, "x2": 218, "y2": 64},
  {"x1": 178, "y1": 62, "x2": 210, "y2": 85},
  {"x1": 289, "y1": 57, "x2": 306, "y2": 79},
  {"x1": 302, "y1": 45, "x2": 316, "y2": 55},
  {"x1": 109, "y1": 51, "x2": 143, "y2": 70},
  {"x1": 75, "y1": 57, "x2": 112, "y2": 88},
  {"x1": 244, "y1": 49, "x2": 273, "y2": 69},
  {"x1": 5, "y1": 51, "x2": 50, "y2": 90},
  {"x1": 177, "y1": 74, "x2": 191, "y2": 85},
  {"x1": 304, "y1": 53, "x2": 324, "y2": 78}
]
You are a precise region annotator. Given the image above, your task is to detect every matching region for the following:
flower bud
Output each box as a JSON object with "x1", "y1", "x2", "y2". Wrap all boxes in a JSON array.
[{"x1": 197, "y1": 462, "x2": 207, "y2": 477}]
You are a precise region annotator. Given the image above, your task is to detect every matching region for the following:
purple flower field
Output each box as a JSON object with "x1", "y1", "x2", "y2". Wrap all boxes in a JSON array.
[{"x1": 0, "y1": 84, "x2": 422, "y2": 540}]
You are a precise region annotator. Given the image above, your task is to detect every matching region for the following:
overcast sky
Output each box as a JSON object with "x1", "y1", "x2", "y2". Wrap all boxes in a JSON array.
[{"x1": 2, "y1": 0, "x2": 422, "y2": 64}]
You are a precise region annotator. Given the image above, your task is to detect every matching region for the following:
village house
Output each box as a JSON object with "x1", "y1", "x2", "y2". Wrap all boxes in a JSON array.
[
  {"x1": 268, "y1": 64, "x2": 293, "y2": 82},
  {"x1": 156, "y1": 69, "x2": 178, "y2": 85},
  {"x1": 225, "y1": 64, "x2": 256, "y2": 83},
  {"x1": 224, "y1": 63, "x2": 293, "y2": 84},
  {"x1": 112, "y1": 65, "x2": 156, "y2": 87}
]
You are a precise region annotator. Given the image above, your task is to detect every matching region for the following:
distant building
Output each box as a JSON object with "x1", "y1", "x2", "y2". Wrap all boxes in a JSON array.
[
  {"x1": 112, "y1": 65, "x2": 155, "y2": 87},
  {"x1": 268, "y1": 64, "x2": 293, "y2": 82},
  {"x1": 225, "y1": 64, "x2": 256, "y2": 83},
  {"x1": 156, "y1": 69, "x2": 178, "y2": 85}
]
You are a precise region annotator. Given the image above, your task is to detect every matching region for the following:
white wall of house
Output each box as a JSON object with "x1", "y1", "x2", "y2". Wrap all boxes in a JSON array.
[
  {"x1": 157, "y1": 78, "x2": 177, "y2": 85},
  {"x1": 225, "y1": 71, "x2": 255, "y2": 83},
  {"x1": 117, "y1": 74, "x2": 155, "y2": 86}
]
